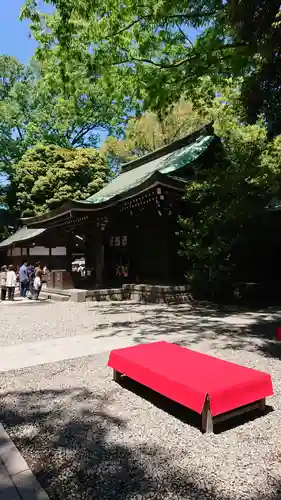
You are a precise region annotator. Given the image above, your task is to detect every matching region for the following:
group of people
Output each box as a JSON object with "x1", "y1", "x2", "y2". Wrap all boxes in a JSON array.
[{"x1": 0, "y1": 260, "x2": 47, "y2": 301}]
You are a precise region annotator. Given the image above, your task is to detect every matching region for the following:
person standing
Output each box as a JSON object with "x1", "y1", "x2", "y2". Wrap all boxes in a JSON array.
[
  {"x1": 27, "y1": 263, "x2": 35, "y2": 294},
  {"x1": 6, "y1": 265, "x2": 17, "y2": 301},
  {"x1": 34, "y1": 262, "x2": 43, "y2": 294},
  {"x1": 33, "y1": 271, "x2": 42, "y2": 300},
  {"x1": 19, "y1": 260, "x2": 28, "y2": 298},
  {"x1": 0, "y1": 265, "x2": 7, "y2": 301},
  {"x1": 42, "y1": 265, "x2": 49, "y2": 287}
]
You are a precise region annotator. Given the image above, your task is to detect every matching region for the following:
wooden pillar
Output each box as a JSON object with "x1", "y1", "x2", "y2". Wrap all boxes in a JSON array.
[
  {"x1": 84, "y1": 232, "x2": 94, "y2": 269},
  {"x1": 159, "y1": 214, "x2": 169, "y2": 283},
  {"x1": 95, "y1": 229, "x2": 104, "y2": 287},
  {"x1": 65, "y1": 231, "x2": 73, "y2": 272}
]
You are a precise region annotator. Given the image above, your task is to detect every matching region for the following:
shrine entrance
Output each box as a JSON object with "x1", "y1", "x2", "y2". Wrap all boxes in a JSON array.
[{"x1": 104, "y1": 233, "x2": 131, "y2": 286}]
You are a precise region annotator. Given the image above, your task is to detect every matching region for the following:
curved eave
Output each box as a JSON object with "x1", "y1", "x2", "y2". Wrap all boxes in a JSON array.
[
  {"x1": 0, "y1": 236, "x2": 34, "y2": 250},
  {"x1": 0, "y1": 227, "x2": 46, "y2": 249},
  {"x1": 23, "y1": 173, "x2": 186, "y2": 228},
  {"x1": 21, "y1": 201, "x2": 83, "y2": 227}
]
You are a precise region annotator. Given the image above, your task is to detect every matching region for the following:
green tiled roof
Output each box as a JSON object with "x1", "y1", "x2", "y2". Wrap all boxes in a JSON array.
[
  {"x1": 160, "y1": 135, "x2": 214, "y2": 174},
  {"x1": 85, "y1": 134, "x2": 214, "y2": 205},
  {"x1": 0, "y1": 227, "x2": 45, "y2": 248}
]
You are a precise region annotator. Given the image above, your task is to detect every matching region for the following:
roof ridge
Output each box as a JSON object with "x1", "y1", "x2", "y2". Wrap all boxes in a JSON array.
[{"x1": 120, "y1": 122, "x2": 214, "y2": 174}]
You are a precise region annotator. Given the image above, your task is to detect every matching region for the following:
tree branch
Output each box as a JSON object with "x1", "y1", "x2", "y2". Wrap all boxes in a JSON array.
[
  {"x1": 16, "y1": 126, "x2": 23, "y2": 140},
  {"x1": 71, "y1": 125, "x2": 96, "y2": 146},
  {"x1": 176, "y1": 23, "x2": 193, "y2": 46},
  {"x1": 108, "y1": 11, "x2": 219, "y2": 38},
  {"x1": 108, "y1": 16, "x2": 150, "y2": 38},
  {"x1": 171, "y1": 119, "x2": 193, "y2": 142},
  {"x1": 0, "y1": 156, "x2": 13, "y2": 168},
  {"x1": 115, "y1": 55, "x2": 197, "y2": 68},
  {"x1": 65, "y1": 124, "x2": 77, "y2": 140},
  {"x1": 114, "y1": 42, "x2": 247, "y2": 69}
]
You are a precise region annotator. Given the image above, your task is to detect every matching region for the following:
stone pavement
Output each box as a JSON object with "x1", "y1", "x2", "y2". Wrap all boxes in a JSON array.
[
  {"x1": 0, "y1": 311, "x2": 263, "y2": 372},
  {"x1": 0, "y1": 300, "x2": 52, "y2": 499},
  {"x1": 0, "y1": 310, "x2": 277, "y2": 373},
  {"x1": 0, "y1": 423, "x2": 49, "y2": 499}
]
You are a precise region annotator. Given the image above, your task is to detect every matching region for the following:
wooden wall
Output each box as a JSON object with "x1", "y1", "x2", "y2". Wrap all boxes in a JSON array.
[
  {"x1": 88, "y1": 186, "x2": 186, "y2": 286},
  {"x1": 0, "y1": 227, "x2": 83, "y2": 270}
]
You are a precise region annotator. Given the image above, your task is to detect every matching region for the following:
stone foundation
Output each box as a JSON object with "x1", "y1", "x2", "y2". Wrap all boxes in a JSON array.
[
  {"x1": 127, "y1": 284, "x2": 191, "y2": 304},
  {"x1": 85, "y1": 288, "x2": 123, "y2": 302},
  {"x1": 44, "y1": 284, "x2": 192, "y2": 303}
]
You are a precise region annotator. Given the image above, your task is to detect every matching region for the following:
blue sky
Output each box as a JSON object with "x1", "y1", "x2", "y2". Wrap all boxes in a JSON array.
[{"x1": 1, "y1": 0, "x2": 37, "y2": 63}]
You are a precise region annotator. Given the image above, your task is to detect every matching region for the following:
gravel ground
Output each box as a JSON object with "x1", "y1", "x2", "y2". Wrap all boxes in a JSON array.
[
  {"x1": 0, "y1": 301, "x2": 99, "y2": 347},
  {"x1": 1, "y1": 299, "x2": 281, "y2": 352},
  {"x1": 1, "y1": 331, "x2": 281, "y2": 500}
]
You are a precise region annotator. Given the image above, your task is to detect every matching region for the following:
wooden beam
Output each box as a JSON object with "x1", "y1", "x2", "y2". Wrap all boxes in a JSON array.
[
  {"x1": 214, "y1": 399, "x2": 266, "y2": 425},
  {"x1": 201, "y1": 398, "x2": 267, "y2": 433}
]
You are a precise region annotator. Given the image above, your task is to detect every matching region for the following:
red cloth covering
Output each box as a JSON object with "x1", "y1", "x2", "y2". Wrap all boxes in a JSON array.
[{"x1": 108, "y1": 341, "x2": 273, "y2": 416}]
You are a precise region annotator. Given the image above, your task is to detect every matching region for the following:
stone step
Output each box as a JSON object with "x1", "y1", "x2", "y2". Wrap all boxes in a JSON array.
[{"x1": 40, "y1": 292, "x2": 70, "y2": 302}]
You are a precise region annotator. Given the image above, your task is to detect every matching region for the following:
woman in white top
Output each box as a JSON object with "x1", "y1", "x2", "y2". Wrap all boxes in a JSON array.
[
  {"x1": 33, "y1": 274, "x2": 42, "y2": 300},
  {"x1": 6, "y1": 265, "x2": 17, "y2": 301},
  {"x1": 0, "y1": 265, "x2": 7, "y2": 301}
]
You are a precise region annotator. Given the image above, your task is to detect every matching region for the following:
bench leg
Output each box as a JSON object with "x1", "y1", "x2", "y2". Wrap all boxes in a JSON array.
[
  {"x1": 113, "y1": 369, "x2": 122, "y2": 383},
  {"x1": 259, "y1": 398, "x2": 266, "y2": 412},
  {"x1": 201, "y1": 396, "x2": 213, "y2": 434}
]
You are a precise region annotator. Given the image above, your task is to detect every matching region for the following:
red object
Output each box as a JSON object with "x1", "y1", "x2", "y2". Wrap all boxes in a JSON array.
[
  {"x1": 108, "y1": 341, "x2": 273, "y2": 416},
  {"x1": 276, "y1": 327, "x2": 281, "y2": 341}
]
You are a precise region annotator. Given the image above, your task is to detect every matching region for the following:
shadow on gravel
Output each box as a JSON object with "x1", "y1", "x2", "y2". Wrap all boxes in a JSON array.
[
  {"x1": 118, "y1": 376, "x2": 274, "y2": 435},
  {"x1": 0, "y1": 387, "x2": 279, "y2": 500},
  {"x1": 90, "y1": 302, "x2": 281, "y2": 359}
]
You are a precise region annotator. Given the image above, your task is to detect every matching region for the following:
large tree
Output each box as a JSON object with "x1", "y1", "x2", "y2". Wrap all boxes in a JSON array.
[
  {"x1": 0, "y1": 53, "x2": 128, "y2": 172},
  {"x1": 179, "y1": 81, "x2": 281, "y2": 291},
  {"x1": 6, "y1": 144, "x2": 110, "y2": 218},
  {"x1": 102, "y1": 99, "x2": 207, "y2": 168},
  {"x1": 0, "y1": 53, "x2": 130, "y2": 218},
  {"x1": 0, "y1": 56, "x2": 29, "y2": 172},
  {"x1": 21, "y1": 1, "x2": 281, "y2": 132}
]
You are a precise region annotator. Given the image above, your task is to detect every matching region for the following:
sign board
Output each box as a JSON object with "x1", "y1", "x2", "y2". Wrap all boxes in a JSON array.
[
  {"x1": 51, "y1": 247, "x2": 67, "y2": 256},
  {"x1": 29, "y1": 246, "x2": 50, "y2": 256}
]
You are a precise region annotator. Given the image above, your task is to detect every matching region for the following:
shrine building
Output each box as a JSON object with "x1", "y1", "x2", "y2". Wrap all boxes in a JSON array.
[{"x1": 0, "y1": 123, "x2": 219, "y2": 292}]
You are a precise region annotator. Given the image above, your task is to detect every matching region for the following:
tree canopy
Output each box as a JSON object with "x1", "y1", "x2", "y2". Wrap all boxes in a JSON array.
[
  {"x1": 0, "y1": 53, "x2": 129, "y2": 172},
  {"x1": 21, "y1": 0, "x2": 281, "y2": 134},
  {"x1": 179, "y1": 82, "x2": 281, "y2": 290},
  {"x1": 102, "y1": 99, "x2": 207, "y2": 168},
  {"x1": 6, "y1": 144, "x2": 110, "y2": 218},
  {"x1": 0, "y1": 52, "x2": 130, "y2": 219}
]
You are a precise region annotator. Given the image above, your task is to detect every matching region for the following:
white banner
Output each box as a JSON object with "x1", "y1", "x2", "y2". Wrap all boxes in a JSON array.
[
  {"x1": 51, "y1": 247, "x2": 67, "y2": 256},
  {"x1": 29, "y1": 246, "x2": 50, "y2": 256}
]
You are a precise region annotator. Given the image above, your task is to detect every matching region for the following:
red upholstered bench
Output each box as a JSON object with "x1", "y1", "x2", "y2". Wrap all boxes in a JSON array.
[{"x1": 108, "y1": 341, "x2": 273, "y2": 433}]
